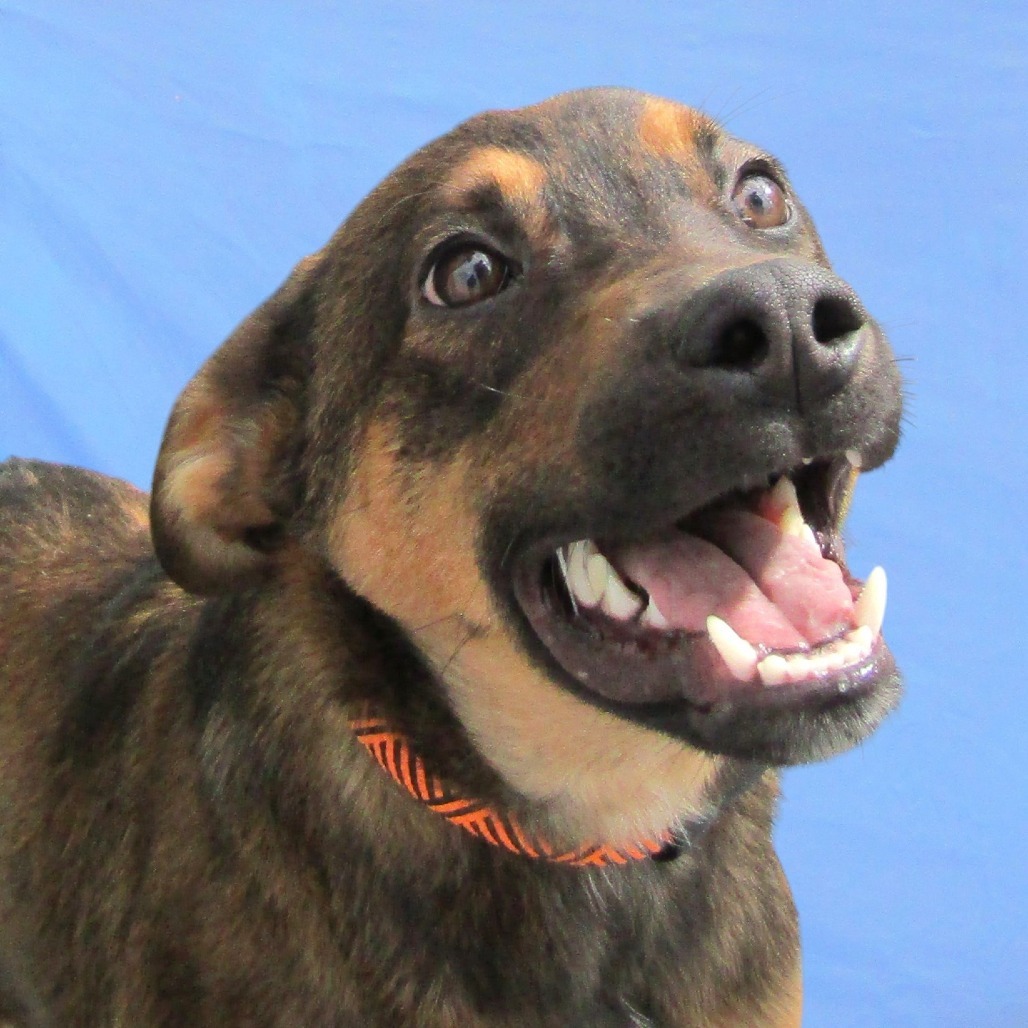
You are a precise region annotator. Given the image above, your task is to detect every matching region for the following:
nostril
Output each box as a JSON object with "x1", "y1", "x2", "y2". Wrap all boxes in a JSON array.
[
  {"x1": 710, "y1": 318, "x2": 770, "y2": 370},
  {"x1": 812, "y1": 296, "x2": 864, "y2": 345}
]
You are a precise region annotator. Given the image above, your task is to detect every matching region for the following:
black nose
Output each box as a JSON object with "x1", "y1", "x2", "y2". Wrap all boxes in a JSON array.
[{"x1": 671, "y1": 259, "x2": 870, "y2": 409}]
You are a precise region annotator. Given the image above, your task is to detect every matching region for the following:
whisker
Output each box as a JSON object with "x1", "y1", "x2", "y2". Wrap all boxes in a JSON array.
[{"x1": 409, "y1": 610, "x2": 466, "y2": 634}]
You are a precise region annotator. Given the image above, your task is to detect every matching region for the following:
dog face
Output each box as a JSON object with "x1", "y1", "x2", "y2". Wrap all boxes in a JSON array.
[{"x1": 151, "y1": 88, "x2": 902, "y2": 845}]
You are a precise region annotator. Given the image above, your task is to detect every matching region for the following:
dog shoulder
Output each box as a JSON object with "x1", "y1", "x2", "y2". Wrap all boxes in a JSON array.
[
  {"x1": 0, "y1": 457, "x2": 150, "y2": 563},
  {"x1": 0, "y1": 458, "x2": 178, "y2": 744}
]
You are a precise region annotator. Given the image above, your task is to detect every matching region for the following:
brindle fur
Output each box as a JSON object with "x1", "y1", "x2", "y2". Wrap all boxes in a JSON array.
[{"x1": 0, "y1": 88, "x2": 901, "y2": 1026}]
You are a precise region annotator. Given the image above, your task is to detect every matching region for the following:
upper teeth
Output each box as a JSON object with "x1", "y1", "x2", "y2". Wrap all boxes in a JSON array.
[
  {"x1": 767, "y1": 475, "x2": 819, "y2": 550},
  {"x1": 554, "y1": 478, "x2": 889, "y2": 689},
  {"x1": 562, "y1": 541, "x2": 644, "y2": 621},
  {"x1": 639, "y1": 597, "x2": 669, "y2": 629}
]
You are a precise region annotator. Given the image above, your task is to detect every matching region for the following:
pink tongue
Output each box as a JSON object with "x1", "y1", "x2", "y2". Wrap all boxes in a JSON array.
[{"x1": 609, "y1": 510, "x2": 855, "y2": 649}]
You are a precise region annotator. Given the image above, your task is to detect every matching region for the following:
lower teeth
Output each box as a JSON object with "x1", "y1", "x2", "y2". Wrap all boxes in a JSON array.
[{"x1": 754, "y1": 625, "x2": 874, "y2": 686}]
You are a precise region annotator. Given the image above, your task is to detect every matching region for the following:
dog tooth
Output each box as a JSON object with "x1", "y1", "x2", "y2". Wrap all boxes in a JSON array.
[
  {"x1": 768, "y1": 476, "x2": 802, "y2": 527},
  {"x1": 801, "y1": 653, "x2": 824, "y2": 676},
  {"x1": 789, "y1": 518, "x2": 823, "y2": 558},
  {"x1": 555, "y1": 548, "x2": 578, "y2": 615},
  {"x1": 839, "y1": 639, "x2": 863, "y2": 661},
  {"x1": 801, "y1": 456, "x2": 814, "y2": 465},
  {"x1": 767, "y1": 476, "x2": 817, "y2": 544},
  {"x1": 565, "y1": 541, "x2": 601, "y2": 607},
  {"x1": 836, "y1": 461, "x2": 861, "y2": 526},
  {"x1": 640, "y1": 598, "x2": 669, "y2": 630},
  {"x1": 769, "y1": 475, "x2": 801, "y2": 507},
  {"x1": 845, "y1": 449, "x2": 864, "y2": 469},
  {"x1": 818, "y1": 650, "x2": 848, "y2": 672},
  {"x1": 847, "y1": 625, "x2": 874, "y2": 654},
  {"x1": 751, "y1": 625, "x2": 878, "y2": 688},
  {"x1": 706, "y1": 616, "x2": 758, "y2": 681},
  {"x1": 854, "y1": 566, "x2": 887, "y2": 636},
  {"x1": 757, "y1": 653, "x2": 790, "y2": 686},
  {"x1": 818, "y1": 645, "x2": 836, "y2": 663},
  {"x1": 780, "y1": 505, "x2": 806, "y2": 537},
  {"x1": 574, "y1": 539, "x2": 598, "y2": 562},
  {"x1": 838, "y1": 641, "x2": 863, "y2": 665},
  {"x1": 600, "y1": 571, "x2": 644, "y2": 620},
  {"x1": 585, "y1": 548, "x2": 610, "y2": 599},
  {"x1": 802, "y1": 524, "x2": 821, "y2": 552}
]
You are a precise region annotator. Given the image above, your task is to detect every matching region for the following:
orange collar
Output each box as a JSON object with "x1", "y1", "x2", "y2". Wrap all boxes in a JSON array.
[{"x1": 351, "y1": 713, "x2": 679, "y2": 868}]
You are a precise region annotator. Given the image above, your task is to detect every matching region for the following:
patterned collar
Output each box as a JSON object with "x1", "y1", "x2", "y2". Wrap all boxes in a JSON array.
[{"x1": 351, "y1": 712, "x2": 684, "y2": 867}]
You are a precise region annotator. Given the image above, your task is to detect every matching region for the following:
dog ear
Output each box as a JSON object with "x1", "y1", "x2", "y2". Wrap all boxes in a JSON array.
[{"x1": 151, "y1": 254, "x2": 321, "y2": 595}]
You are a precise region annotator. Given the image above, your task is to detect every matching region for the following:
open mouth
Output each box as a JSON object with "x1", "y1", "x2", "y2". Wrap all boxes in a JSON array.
[{"x1": 511, "y1": 452, "x2": 896, "y2": 730}]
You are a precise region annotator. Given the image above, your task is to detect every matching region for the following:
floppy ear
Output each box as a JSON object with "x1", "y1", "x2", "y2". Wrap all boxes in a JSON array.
[{"x1": 151, "y1": 254, "x2": 322, "y2": 595}]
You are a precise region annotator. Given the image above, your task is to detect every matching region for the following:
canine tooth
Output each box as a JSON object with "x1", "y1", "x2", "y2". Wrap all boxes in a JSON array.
[
  {"x1": 769, "y1": 475, "x2": 801, "y2": 517},
  {"x1": 769, "y1": 475, "x2": 800, "y2": 507},
  {"x1": 837, "y1": 464, "x2": 860, "y2": 525},
  {"x1": 566, "y1": 541, "x2": 601, "y2": 607},
  {"x1": 854, "y1": 566, "x2": 887, "y2": 636},
  {"x1": 780, "y1": 506, "x2": 806, "y2": 537},
  {"x1": 787, "y1": 516, "x2": 823, "y2": 557},
  {"x1": 706, "y1": 616, "x2": 758, "y2": 681},
  {"x1": 641, "y1": 598, "x2": 669, "y2": 630},
  {"x1": 757, "y1": 654, "x2": 790, "y2": 686},
  {"x1": 599, "y1": 568, "x2": 644, "y2": 620},
  {"x1": 801, "y1": 456, "x2": 814, "y2": 465},
  {"x1": 767, "y1": 476, "x2": 812, "y2": 540},
  {"x1": 845, "y1": 449, "x2": 864, "y2": 469}
]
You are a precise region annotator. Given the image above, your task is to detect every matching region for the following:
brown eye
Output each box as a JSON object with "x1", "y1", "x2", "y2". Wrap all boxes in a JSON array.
[
  {"x1": 423, "y1": 245, "x2": 511, "y2": 307},
  {"x1": 731, "y1": 173, "x2": 790, "y2": 229}
]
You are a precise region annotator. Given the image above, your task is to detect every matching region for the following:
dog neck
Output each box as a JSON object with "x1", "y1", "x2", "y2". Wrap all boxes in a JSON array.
[{"x1": 349, "y1": 709, "x2": 744, "y2": 866}]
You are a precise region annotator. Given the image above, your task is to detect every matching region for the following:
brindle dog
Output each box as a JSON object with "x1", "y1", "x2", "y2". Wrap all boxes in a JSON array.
[{"x1": 0, "y1": 88, "x2": 902, "y2": 1026}]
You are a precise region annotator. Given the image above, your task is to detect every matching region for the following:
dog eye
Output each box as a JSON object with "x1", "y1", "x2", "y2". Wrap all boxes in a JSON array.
[
  {"x1": 422, "y1": 245, "x2": 511, "y2": 307},
  {"x1": 731, "y1": 174, "x2": 790, "y2": 229}
]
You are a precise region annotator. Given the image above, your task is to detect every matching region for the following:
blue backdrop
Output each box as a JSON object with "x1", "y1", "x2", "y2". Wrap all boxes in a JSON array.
[{"x1": 2, "y1": 4, "x2": 1025, "y2": 1025}]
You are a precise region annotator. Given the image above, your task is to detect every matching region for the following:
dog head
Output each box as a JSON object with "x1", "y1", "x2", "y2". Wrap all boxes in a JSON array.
[{"x1": 151, "y1": 88, "x2": 902, "y2": 846}]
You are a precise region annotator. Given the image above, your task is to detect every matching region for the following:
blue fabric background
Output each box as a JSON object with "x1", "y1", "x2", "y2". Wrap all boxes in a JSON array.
[{"x1": 2, "y1": 4, "x2": 1025, "y2": 1024}]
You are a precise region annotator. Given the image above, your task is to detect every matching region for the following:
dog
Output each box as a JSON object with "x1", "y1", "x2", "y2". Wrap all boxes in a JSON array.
[{"x1": 0, "y1": 87, "x2": 902, "y2": 1026}]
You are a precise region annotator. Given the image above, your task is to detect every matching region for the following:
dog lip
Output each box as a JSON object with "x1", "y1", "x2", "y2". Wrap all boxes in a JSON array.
[
  {"x1": 511, "y1": 533, "x2": 894, "y2": 710},
  {"x1": 505, "y1": 451, "x2": 898, "y2": 753}
]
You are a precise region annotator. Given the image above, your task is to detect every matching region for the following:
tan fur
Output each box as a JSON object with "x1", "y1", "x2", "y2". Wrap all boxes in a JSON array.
[
  {"x1": 638, "y1": 98, "x2": 715, "y2": 164},
  {"x1": 330, "y1": 421, "x2": 721, "y2": 848},
  {"x1": 158, "y1": 384, "x2": 293, "y2": 534},
  {"x1": 442, "y1": 146, "x2": 553, "y2": 241},
  {"x1": 444, "y1": 146, "x2": 548, "y2": 207},
  {"x1": 709, "y1": 961, "x2": 803, "y2": 1028}
]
